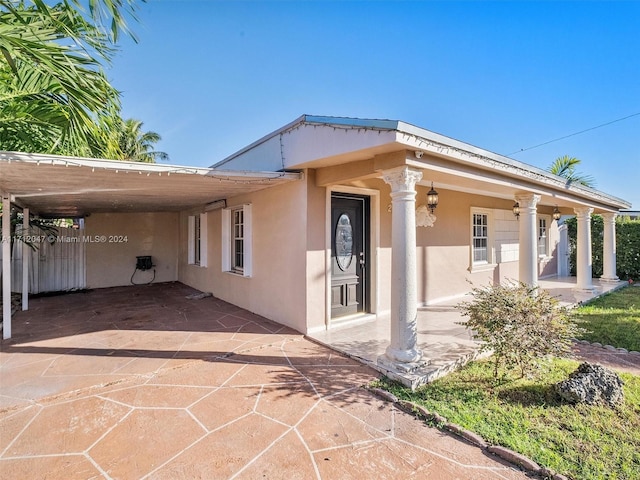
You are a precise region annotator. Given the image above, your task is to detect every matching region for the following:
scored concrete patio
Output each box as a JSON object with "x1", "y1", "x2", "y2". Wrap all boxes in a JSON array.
[
  {"x1": 0, "y1": 282, "x2": 530, "y2": 480},
  {"x1": 310, "y1": 277, "x2": 627, "y2": 388}
]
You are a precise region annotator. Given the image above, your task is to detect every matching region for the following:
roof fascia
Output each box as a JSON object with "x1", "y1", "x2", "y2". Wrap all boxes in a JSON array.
[
  {"x1": 0, "y1": 151, "x2": 301, "y2": 181},
  {"x1": 394, "y1": 122, "x2": 631, "y2": 210}
]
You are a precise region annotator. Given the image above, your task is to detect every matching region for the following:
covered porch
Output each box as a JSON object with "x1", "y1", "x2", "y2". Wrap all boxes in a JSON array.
[{"x1": 310, "y1": 277, "x2": 628, "y2": 389}]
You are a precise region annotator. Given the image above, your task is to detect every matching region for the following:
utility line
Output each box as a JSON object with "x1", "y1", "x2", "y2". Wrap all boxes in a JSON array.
[{"x1": 508, "y1": 111, "x2": 640, "y2": 155}]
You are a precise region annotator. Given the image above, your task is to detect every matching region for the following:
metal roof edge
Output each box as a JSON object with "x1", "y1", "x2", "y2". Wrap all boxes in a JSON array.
[
  {"x1": 211, "y1": 115, "x2": 402, "y2": 169},
  {"x1": 209, "y1": 115, "x2": 630, "y2": 210},
  {"x1": 211, "y1": 115, "x2": 309, "y2": 169},
  {"x1": 0, "y1": 151, "x2": 301, "y2": 180}
]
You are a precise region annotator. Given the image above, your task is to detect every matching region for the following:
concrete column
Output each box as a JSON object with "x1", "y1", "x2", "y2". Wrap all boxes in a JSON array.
[
  {"x1": 601, "y1": 212, "x2": 619, "y2": 283},
  {"x1": 515, "y1": 194, "x2": 541, "y2": 287},
  {"x1": 2, "y1": 192, "x2": 11, "y2": 339},
  {"x1": 574, "y1": 207, "x2": 595, "y2": 292},
  {"x1": 380, "y1": 166, "x2": 423, "y2": 366},
  {"x1": 22, "y1": 207, "x2": 29, "y2": 311}
]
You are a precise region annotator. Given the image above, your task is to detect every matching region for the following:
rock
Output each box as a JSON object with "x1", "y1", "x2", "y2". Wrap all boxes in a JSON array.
[{"x1": 555, "y1": 362, "x2": 624, "y2": 407}]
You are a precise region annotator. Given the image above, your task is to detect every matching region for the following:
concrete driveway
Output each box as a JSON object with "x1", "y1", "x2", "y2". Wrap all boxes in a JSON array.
[{"x1": 1, "y1": 282, "x2": 530, "y2": 479}]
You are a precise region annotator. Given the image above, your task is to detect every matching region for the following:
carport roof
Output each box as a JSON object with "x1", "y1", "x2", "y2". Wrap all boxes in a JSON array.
[{"x1": 0, "y1": 151, "x2": 302, "y2": 217}]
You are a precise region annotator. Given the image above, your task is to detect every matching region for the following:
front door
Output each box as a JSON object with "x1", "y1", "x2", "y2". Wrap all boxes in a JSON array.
[{"x1": 331, "y1": 193, "x2": 369, "y2": 318}]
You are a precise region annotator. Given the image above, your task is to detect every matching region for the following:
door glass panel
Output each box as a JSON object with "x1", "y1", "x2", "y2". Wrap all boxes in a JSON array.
[{"x1": 335, "y1": 213, "x2": 353, "y2": 271}]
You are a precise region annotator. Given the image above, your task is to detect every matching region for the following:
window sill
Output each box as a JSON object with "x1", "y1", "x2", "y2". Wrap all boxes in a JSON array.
[
  {"x1": 223, "y1": 270, "x2": 251, "y2": 278},
  {"x1": 469, "y1": 263, "x2": 497, "y2": 274}
]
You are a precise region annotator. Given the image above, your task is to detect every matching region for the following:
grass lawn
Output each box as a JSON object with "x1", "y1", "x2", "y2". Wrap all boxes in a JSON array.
[
  {"x1": 375, "y1": 358, "x2": 640, "y2": 480},
  {"x1": 573, "y1": 286, "x2": 640, "y2": 352}
]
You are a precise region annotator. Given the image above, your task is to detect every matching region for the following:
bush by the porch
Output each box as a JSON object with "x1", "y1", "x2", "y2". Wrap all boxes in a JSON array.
[{"x1": 457, "y1": 282, "x2": 583, "y2": 378}]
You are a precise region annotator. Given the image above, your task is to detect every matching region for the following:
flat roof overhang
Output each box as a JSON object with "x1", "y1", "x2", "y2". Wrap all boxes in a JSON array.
[{"x1": 0, "y1": 151, "x2": 302, "y2": 217}]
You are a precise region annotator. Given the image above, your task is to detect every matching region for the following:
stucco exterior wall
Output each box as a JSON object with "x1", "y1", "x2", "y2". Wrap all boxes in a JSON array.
[
  {"x1": 176, "y1": 170, "x2": 561, "y2": 334},
  {"x1": 305, "y1": 170, "x2": 330, "y2": 332},
  {"x1": 342, "y1": 179, "x2": 561, "y2": 308},
  {"x1": 85, "y1": 212, "x2": 179, "y2": 289},
  {"x1": 178, "y1": 177, "x2": 310, "y2": 333}
]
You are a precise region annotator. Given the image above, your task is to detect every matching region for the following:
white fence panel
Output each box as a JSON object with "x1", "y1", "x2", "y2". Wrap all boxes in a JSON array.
[{"x1": 9, "y1": 228, "x2": 86, "y2": 294}]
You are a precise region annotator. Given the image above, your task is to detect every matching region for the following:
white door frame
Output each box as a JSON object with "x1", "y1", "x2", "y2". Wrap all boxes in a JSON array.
[{"x1": 325, "y1": 185, "x2": 380, "y2": 329}]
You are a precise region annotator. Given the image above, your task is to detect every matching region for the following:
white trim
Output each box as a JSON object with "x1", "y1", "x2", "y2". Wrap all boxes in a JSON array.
[
  {"x1": 469, "y1": 207, "x2": 494, "y2": 269},
  {"x1": 199, "y1": 213, "x2": 208, "y2": 268},
  {"x1": 187, "y1": 215, "x2": 196, "y2": 265},
  {"x1": 222, "y1": 205, "x2": 252, "y2": 277},
  {"x1": 2, "y1": 192, "x2": 12, "y2": 339},
  {"x1": 325, "y1": 186, "x2": 380, "y2": 330},
  {"x1": 537, "y1": 214, "x2": 551, "y2": 258},
  {"x1": 243, "y1": 204, "x2": 252, "y2": 278},
  {"x1": 221, "y1": 208, "x2": 231, "y2": 272}
]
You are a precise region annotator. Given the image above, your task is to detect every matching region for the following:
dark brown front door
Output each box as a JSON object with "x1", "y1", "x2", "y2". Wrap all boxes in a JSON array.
[{"x1": 331, "y1": 193, "x2": 369, "y2": 318}]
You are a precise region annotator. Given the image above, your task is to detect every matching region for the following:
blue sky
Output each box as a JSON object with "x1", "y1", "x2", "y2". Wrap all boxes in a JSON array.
[{"x1": 110, "y1": 1, "x2": 639, "y2": 209}]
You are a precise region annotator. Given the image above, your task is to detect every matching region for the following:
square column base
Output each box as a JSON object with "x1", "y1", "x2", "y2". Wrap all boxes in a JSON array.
[
  {"x1": 377, "y1": 354, "x2": 430, "y2": 374},
  {"x1": 599, "y1": 276, "x2": 620, "y2": 284}
]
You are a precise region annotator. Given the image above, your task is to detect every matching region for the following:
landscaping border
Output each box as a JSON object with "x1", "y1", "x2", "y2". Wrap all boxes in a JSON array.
[{"x1": 367, "y1": 386, "x2": 570, "y2": 480}]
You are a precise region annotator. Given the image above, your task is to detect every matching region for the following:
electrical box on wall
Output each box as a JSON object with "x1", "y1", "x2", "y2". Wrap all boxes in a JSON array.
[{"x1": 136, "y1": 255, "x2": 153, "y2": 271}]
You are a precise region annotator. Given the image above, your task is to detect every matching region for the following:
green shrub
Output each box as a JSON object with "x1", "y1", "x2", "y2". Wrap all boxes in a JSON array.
[{"x1": 457, "y1": 282, "x2": 583, "y2": 378}]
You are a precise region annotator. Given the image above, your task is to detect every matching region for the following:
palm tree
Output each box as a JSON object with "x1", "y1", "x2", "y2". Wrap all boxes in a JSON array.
[
  {"x1": 114, "y1": 118, "x2": 169, "y2": 163},
  {"x1": 548, "y1": 155, "x2": 596, "y2": 188},
  {"x1": 0, "y1": 0, "x2": 136, "y2": 155}
]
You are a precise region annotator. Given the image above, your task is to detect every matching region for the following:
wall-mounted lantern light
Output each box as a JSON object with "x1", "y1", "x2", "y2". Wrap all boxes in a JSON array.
[
  {"x1": 553, "y1": 205, "x2": 561, "y2": 221},
  {"x1": 427, "y1": 183, "x2": 439, "y2": 213},
  {"x1": 513, "y1": 202, "x2": 520, "y2": 219}
]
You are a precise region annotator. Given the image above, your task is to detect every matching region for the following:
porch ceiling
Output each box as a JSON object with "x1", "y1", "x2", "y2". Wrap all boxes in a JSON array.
[{"x1": 0, "y1": 151, "x2": 302, "y2": 217}]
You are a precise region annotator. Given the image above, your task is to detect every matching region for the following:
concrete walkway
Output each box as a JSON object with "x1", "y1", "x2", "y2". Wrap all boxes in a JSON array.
[{"x1": 1, "y1": 283, "x2": 529, "y2": 480}]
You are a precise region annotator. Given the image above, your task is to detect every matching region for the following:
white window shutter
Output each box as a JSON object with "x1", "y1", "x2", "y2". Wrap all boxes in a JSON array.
[
  {"x1": 187, "y1": 215, "x2": 195, "y2": 264},
  {"x1": 243, "y1": 204, "x2": 252, "y2": 277},
  {"x1": 199, "y1": 213, "x2": 208, "y2": 267},
  {"x1": 221, "y1": 208, "x2": 231, "y2": 271}
]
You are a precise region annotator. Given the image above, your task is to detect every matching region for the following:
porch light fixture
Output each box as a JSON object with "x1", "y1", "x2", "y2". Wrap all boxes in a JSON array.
[
  {"x1": 427, "y1": 182, "x2": 439, "y2": 213},
  {"x1": 553, "y1": 205, "x2": 561, "y2": 221},
  {"x1": 513, "y1": 202, "x2": 520, "y2": 219}
]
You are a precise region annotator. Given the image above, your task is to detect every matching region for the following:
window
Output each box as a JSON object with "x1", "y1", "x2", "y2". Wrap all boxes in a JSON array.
[
  {"x1": 470, "y1": 208, "x2": 495, "y2": 271},
  {"x1": 233, "y1": 208, "x2": 244, "y2": 272},
  {"x1": 222, "y1": 204, "x2": 252, "y2": 277},
  {"x1": 538, "y1": 217, "x2": 548, "y2": 257},
  {"x1": 188, "y1": 213, "x2": 207, "y2": 267},
  {"x1": 472, "y1": 212, "x2": 489, "y2": 263}
]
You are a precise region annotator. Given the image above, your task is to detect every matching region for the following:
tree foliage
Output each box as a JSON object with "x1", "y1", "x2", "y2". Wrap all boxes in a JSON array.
[
  {"x1": 106, "y1": 118, "x2": 168, "y2": 163},
  {"x1": 457, "y1": 282, "x2": 583, "y2": 378},
  {"x1": 548, "y1": 155, "x2": 596, "y2": 188},
  {"x1": 0, "y1": 0, "x2": 150, "y2": 158}
]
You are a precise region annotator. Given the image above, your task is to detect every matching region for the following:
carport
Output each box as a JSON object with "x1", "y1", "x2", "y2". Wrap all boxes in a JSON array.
[{"x1": 0, "y1": 151, "x2": 302, "y2": 339}]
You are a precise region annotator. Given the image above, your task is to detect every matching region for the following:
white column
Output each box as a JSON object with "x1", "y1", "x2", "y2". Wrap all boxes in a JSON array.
[
  {"x1": 2, "y1": 192, "x2": 11, "y2": 339},
  {"x1": 22, "y1": 207, "x2": 29, "y2": 311},
  {"x1": 574, "y1": 207, "x2": 595, "y2": 292},
  {"x1": 601, "y1": 212, "x2": 619, "y2": 283},
  {"x1": 515, "y1": 194, "x2": 541, "y2": 287},
  {"x1": 380, "y1": 166, "x2": 423, "y2": 366}
]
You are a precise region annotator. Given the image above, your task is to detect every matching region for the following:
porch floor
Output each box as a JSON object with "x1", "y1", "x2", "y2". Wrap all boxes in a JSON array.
[{"x1": 309, "y1": 277, "x2": 629, "y2": 389}]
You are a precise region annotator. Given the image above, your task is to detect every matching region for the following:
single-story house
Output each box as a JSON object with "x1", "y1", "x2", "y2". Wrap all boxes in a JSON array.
[{"x1": 1, "y1": 115, "x2": 631, "y2": 375}]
